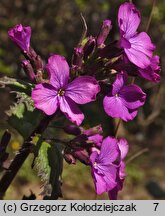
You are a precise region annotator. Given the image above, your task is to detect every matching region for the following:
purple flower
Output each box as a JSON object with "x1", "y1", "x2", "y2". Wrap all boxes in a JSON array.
[
  {"x1": 103, "y1": 73, "x2": 146, "y2": 121},
  {"x1": 118, "y1": 3, "x2": 155, "y2": 69},
  {"x1": 108, "y1": 138, "x2": 129, "y2": 200},
  {"x1": 32, "y1": 55, "x2": 100, "y2": 125},
  {"x1": 137, "y1": 56, "x2": 160, "y2": 83},
  {"x1": 8, "y1": 24, "x2": 31, "y2": 51},
  {"x1": 90, "y1": 136, "x2": 120, "y2": 194}
]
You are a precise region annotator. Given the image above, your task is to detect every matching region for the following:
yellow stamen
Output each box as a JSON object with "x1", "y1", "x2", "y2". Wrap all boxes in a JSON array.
[
  {"x1": 94, "y1": 162, "x2": 97, "y2": 167},
  {"x1": 58, "y1": 88, "x2": 65, "y2": 96}
]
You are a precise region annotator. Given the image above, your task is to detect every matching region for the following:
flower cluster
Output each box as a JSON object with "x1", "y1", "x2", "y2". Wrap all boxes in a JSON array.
[
  {"x1": 8, "y1": 2, "x2": 160, "y2": 199},
  {"x1": 62, "y1": 124, "x2": 128, "y2": 199}
]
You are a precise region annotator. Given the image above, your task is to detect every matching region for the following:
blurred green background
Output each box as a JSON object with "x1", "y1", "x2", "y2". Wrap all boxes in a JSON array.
[{"x1": 0, "y1": 0, "x2": 165, "y2": 199}]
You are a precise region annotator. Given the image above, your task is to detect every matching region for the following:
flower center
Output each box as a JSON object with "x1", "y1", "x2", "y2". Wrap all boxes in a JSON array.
[
  {"x1": 115, "y1": 93, "x2": 119, "y2": 97},
  {"x1": 58, "y1": 88, "x2": 65, "y2": 96},
  {"x1": 93, "y1": 162, "x2": 97, "y2": 168}
]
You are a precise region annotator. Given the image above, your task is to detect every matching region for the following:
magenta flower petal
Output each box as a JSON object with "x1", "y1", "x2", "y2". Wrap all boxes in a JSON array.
[
  {"x1": 8, "y1": 24, "x2": 31, "y2": 51},
  {"x1": 91, "y1": 170, "x2": 107, "y2": 194},
  {"x1": 118, "y1": 2, "x2": 141, "y2": 37},
  {"x1": 99, "y1": 137, "x2": 119, "y2": 163},
  {"x1": 102, "y1": 166, "x2": 117, "y2": 190},
  {"x1": 90, "y1": 151, "x2": 98, "y2": 164},
  {"x1": 88, "y1": 134, "x2": 103, "y2": 148},
  {"x1": 65, "y1": 76, "x2": 100, "y2": 104},
  {"x1": 94, "y1": 164, "x2": 117, "y2": 192},
  {"x1": 120, "y1": 84, "x2": 146, "y2": 109},
  {"x1": 59, "y1": 96, "x2": 84, "y2": 126},
  {"x1": 46, "y1": 55, "x2": 70, "y2": 89},
  {"x1": 32, "y1": 83, "x2": 58, "y2": 115},
  {"x1": 118, "y1": 139, "x2": 129, "y2": 160},
  {"x1": 112, "y1": 73, "x2": 125, "y2": 95},
  {"x1": 103, "y1": 95, "x2": 134, "y2": 121},
  {"x1": 119, "y1": 161, "x2": 126, "y2": 179},
  {"x1": 125, "y1": 32, "x2": 155, "y2": 69},
  {"x1": 138, "y1": 55, "x2": 160, "y2": 83}
]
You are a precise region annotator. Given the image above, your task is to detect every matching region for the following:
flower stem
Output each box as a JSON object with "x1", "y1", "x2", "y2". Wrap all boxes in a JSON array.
[
  {"x1": 0, "y1": 115, "x2": 54, "y2": 199},
  {"x1": 146, "y1": 0, "x2": 156, "y2": 33},
  {"x1": 78, "y1": 13, "x2": 87, "y2": 46},
  {"x1": 115, "y1": 118, "x2": 122, "y2": 138},
  {"x1": 126, "y1": 148, "x2": 149, "y2": 164}
]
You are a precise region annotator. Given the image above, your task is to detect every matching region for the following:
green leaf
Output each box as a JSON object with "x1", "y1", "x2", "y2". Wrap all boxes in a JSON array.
[
  {"x1": 0, "y1": 76, "x2": 33, "y2": 95},
  {"x1": 34, "y1": 137, "x2": 63, "y2": 199},
  {"x1": 46, "y1": 142, "x2": 63, "y2": 199},
  {"x1": 6, "y1": 92, "x2": 44, "y2": 139}
]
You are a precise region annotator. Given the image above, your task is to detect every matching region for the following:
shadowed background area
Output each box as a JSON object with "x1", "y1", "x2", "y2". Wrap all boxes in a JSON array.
[{"x1": 0, "y1": 0, "x2": 165, "y2": 199}]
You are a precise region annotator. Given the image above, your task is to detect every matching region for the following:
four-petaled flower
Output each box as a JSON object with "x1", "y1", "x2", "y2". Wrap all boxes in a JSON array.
[
  {"x1": 103, "y1": 72, "x2": 146, "y2": 121},
  {"x1": 32, "y1": 54, "x2": 100, "y2": 126},
  {"x1": 118, "y1": 2, "x2": 155, "y2": 69},
  {"x1": 8, "y1": 24, "x2": 31, "y2": 52},
  {"x1": 90, "y1": 136, "x2": 120, "y2": 194}
]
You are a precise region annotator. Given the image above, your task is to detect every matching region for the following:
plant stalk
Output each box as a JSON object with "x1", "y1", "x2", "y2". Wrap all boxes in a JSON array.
[{"x1": 0, "y1": 114, "x2": 54, "y2": 199}]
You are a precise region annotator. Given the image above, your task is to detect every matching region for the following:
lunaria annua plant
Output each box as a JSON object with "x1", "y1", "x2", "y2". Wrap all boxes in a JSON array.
[{"x1": 0, "y1": 2, "x2": 161, "y2": 199}]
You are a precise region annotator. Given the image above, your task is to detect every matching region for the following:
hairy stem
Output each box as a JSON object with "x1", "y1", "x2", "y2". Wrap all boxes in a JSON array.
[{"x1": 0, "y1": 114, "x2": 54, "y2": 199}]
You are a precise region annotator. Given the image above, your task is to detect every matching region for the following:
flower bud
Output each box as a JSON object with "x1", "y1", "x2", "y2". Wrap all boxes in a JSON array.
[
  {"x1": 72, "y1": 47, "x2": 84, "y2": 69},
  {"x1": 84, "y1": 36, "x2": 96, "y2": 59},
  {"x1": 63, "y1": 124, "x2": 81, "y2": 136},
  {"x1": 35, "y1": 55, "x2": 44, "y2": 71},
  {"x1": 98, "y1": 41, "x2": 122, "y2": 59},
  {"x1": 22, "y1": 47, "x2": 44, "y2": 82},
  {"x1": 73, "y1": 149, "x2": 90, "y2": 165},
  {"x1": 8, "y1": 24, "x2": 31, "y2": 52},
  {"x1": 63, "y1": 153, "x2": 76, "y2": 164},
  {"x1": 97, "y1": 20, "x2": 112, "y2": 47},
  {"x1": 21, "y1": 60, "x2": 35, "y2": 81},
  {"x1": 82, "y1": 125, "x2": 103, "y2": 136}
]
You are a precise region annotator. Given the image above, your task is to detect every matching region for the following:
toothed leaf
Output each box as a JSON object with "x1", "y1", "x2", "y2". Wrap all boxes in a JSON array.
[
  {"x1": 7, "y1": 92, "x2": 44, "y2": 139},
  {"x1": 0, "y1": 76, "x2": 33, "y2": 95},
  {"x1": 34, "y1": 138, "x2": 63, "y2": 199}
]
